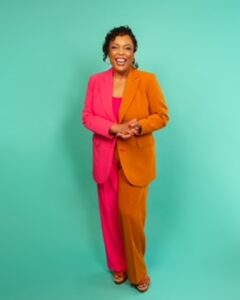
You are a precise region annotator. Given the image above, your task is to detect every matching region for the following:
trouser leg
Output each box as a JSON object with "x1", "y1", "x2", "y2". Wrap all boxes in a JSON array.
[
  {"x1": 118, "y1": 167, "x2": 149, "y2": 284},
  {"x1": 97, "y1": 156, "x2": 127, "y2": 272}
]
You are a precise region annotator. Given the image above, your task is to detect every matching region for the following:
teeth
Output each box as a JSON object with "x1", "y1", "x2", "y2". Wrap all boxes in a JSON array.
[{"x1": 116, "y1": 58, "x2": 126, "y2": 66}]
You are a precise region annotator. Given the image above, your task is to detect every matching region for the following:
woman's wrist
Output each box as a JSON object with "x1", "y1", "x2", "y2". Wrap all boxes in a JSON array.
[
  {"x1": 136, "y1": 123, "x2": 142, "y2": 135},
  {"x1": 109, "y1": 124, "x2": 118, "y2": 135}
]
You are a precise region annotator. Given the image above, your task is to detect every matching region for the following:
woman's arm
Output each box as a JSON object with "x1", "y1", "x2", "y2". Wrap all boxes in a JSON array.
[
  {"x1": 138, "y1": 74, "x2": 170, "y2": 135},
  {"x1": 82, "y1": 76, "x2": 115, "y2": 139}
]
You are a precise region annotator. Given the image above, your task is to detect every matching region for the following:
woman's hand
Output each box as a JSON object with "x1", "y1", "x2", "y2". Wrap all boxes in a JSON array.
[
  {"x1": 116, "y1": 132, "x2": 132, "y2": 139},
  {"x1": 110, "y1": 119, "x2": 141, "y2": 139},
  {"x1": 110, "y1": 122, "x2": 131, "y2": 135},
  {"x1": 128, "y1": 119, "x2": 141, "y2": 135}
]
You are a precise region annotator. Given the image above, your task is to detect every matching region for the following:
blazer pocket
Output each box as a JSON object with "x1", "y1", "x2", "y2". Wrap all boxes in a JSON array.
[{"x1": 136, "y1": 134, "x2": 154, "y2": 148}]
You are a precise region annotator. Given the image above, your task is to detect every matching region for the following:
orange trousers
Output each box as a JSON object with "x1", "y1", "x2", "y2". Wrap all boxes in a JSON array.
[
  {"x1": 118, "y1": 166, "x2": 149, "y2": 284},
  {"x1": 117, "y1": 147, "x2": 149, "y2": 284}
]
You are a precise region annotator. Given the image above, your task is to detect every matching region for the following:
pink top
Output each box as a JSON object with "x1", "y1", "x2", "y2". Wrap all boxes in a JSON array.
[{"x1": 112, "y1": 96, "x2": 122, "y2": 123}]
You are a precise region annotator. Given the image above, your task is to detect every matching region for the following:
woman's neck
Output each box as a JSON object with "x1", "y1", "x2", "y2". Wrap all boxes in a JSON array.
[{"x1": 113, "y1": 67, "x2": 133, "y2": 80}]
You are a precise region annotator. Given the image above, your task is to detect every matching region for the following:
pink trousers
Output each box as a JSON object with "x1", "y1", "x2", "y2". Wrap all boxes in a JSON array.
[{"x1": 97, "y1": 153, "x2": 127, "y2": 272}]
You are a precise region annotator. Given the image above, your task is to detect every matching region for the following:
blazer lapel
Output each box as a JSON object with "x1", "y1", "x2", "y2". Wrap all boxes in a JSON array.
[
  {"x1": 99, "y1": 68, "x2": 116, "y2": 122},
  {"x1": 119, "y1": 68, "x2": 139, "y2": 123}
]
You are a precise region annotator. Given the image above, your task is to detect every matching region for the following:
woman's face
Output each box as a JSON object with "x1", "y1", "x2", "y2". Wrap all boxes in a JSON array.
[{"x1": 108, "y1": 35, "x2": 135, "y2": 74}]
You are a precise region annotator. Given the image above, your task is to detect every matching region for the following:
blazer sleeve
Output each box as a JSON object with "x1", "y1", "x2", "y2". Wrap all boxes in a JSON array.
[
  {"x1": 138, "y1": 74, "x2": 170, "y2": 135},
  {"x1": 82, "y1": 76, "x2": 115, "y2": 139}
]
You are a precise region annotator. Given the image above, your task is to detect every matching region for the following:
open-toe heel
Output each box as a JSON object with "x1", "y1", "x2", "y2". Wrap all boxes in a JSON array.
[
  {"x1": 135, "y1": 275, "x2": 151, "y2": 292},
  {"x1": 113, "y1": 271, "x2": 128, "y2": 284}
]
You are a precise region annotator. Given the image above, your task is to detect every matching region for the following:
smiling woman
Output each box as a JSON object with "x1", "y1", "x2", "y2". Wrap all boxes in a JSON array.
[
  {"x1": 82, "y1": 25, "x2": 170, "y2": 293},
  {"x1": 108, "y1": 35, "x2": 136, "y2": 98},
  {"x1": 109, "y1": 35, "x2": 135, "y2": 71},
  {"x1": 102, "y1": 26, "x2": 138, "y2": 69}
]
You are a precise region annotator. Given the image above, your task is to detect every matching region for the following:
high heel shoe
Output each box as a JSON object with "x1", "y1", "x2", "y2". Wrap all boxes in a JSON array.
[
  {"x1": 135, "y1": 275, "x2": 151, "y2": 292},
  {"x1": 113, "y1": 271, "x2": 128, "y2": 284}
]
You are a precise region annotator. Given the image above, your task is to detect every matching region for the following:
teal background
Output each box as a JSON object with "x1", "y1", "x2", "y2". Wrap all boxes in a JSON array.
[{"x1": 1, "y1": 0, "x2": 240, "y2": 299}]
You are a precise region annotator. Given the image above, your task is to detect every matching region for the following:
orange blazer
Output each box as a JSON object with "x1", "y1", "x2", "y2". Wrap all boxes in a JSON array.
[{"x1": 82, "y1": 67, "x2": 170, "y2": 186}]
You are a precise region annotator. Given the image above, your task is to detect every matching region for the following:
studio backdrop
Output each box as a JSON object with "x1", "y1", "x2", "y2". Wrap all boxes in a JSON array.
[{"x1": 0, "y1": 1, "x2": 240, "y2": 300}]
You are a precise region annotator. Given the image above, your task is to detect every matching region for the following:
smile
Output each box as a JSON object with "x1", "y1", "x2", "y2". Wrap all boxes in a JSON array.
[{"x1": 116, "y1": 58, "x2": 127, "y2": 65}]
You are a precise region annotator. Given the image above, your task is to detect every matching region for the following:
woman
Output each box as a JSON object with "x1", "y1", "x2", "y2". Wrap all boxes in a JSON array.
[{"x1": 82, "y1": 25, "x2": 169, "y2": 292}]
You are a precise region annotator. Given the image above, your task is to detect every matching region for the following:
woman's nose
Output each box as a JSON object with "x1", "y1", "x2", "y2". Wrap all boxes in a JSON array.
[{"x1": 118, "y1": 47, "x2": 124, "y2": 55}]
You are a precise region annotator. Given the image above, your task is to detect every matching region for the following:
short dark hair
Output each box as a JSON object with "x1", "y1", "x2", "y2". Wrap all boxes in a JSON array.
[{"x1": 102, "y1": 25, "x2": 138, "y2": 68}]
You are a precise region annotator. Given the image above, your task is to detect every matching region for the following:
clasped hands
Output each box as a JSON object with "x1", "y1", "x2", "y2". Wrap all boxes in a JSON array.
[{"x1": 110, "y1": 119, "x2": 141, "y2": 139}]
